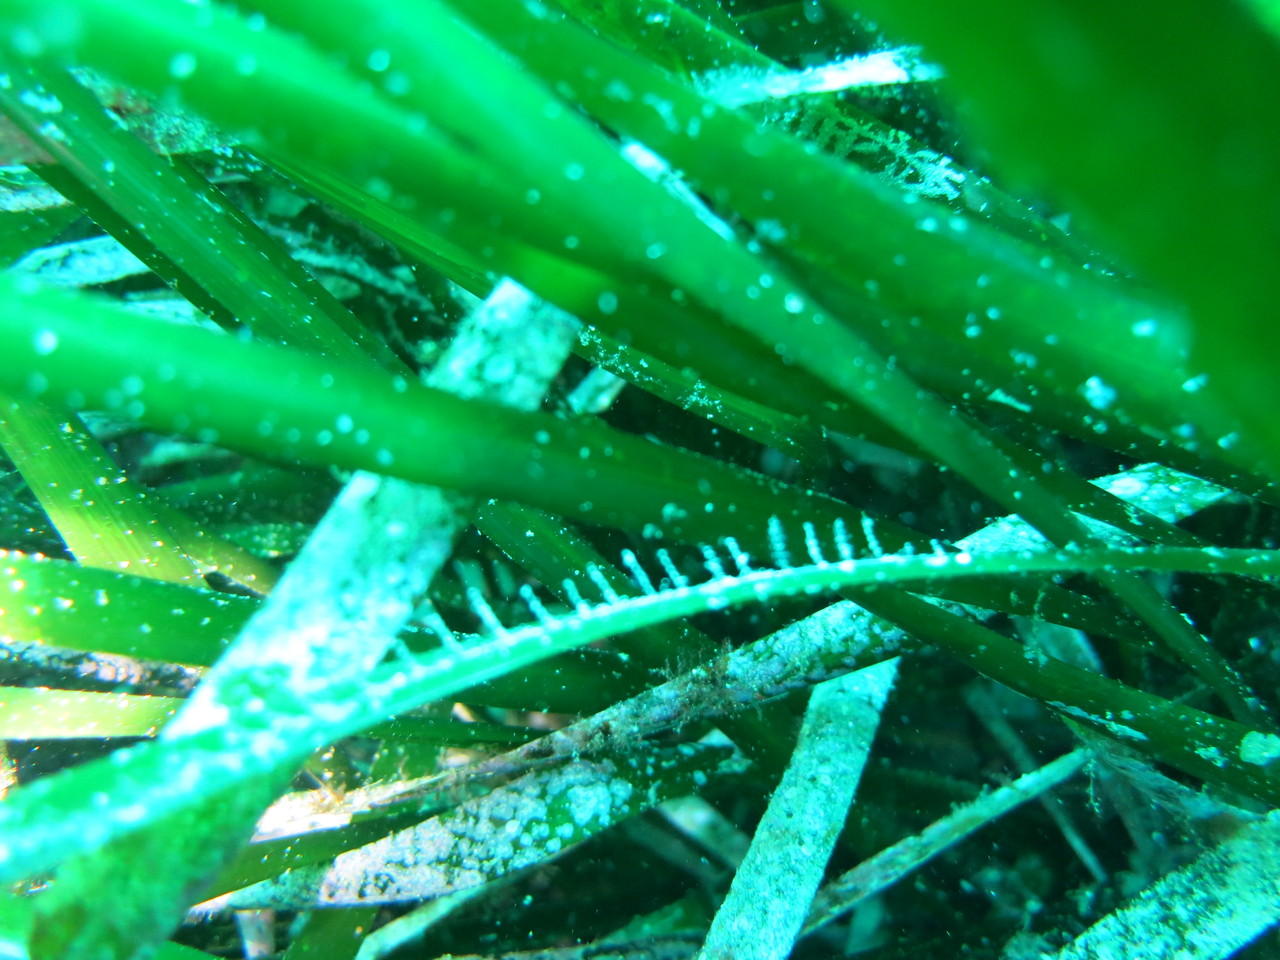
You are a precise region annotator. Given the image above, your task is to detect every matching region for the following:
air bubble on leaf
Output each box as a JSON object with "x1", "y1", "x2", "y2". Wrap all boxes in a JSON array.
[
  {"x1": 783, "y1": 293, "x2": 805, "y2": 314},
  {"x1": 36, "y1": 121, "x2": 63, "y2": 144},
  {"x1": 597, "y1": 291, "x2": 618, "y2": 315},
  {"x1": 19, "y1": 89, "x2": 61, "y2": 113},
  {"x1": 169, "y1": 52, "x2": 198, "y2": 79},
  {"x1": 1132, "y1": 318, "x2": 1158, "y2": 337},
  {"x1": 756, "y1": 219, "x2": 787, "y2": 242},
  {"x1": 661, "y1": 502, "x2": 688, "y2": 524},
  {"x1": 564, "y1": 162, "x2": 585, "y2": 181},
  {"x1": 33, "y1": 329, "x2": 58, "y2": 355},
  {"x1": 604, "y1": 79, "x2": 633, "y2": 101},
  {"x1": 1083, "y1": 376, "x2": 1117, "y2": 410},
  {"x1": 385, "y1": 71, "x2": 410, "y2": 96}
]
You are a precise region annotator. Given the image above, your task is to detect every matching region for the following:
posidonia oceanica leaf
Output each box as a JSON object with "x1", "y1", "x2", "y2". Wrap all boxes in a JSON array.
[
  {"x1": 0, "y1": 687, "x2": 179, "y2": 738},
  {"x1": 6, "y1": 535, "x2": 1280, "y2": 887},
  {"x1": 850, "y1": 0, "x2": 1280, "y2": 485}
]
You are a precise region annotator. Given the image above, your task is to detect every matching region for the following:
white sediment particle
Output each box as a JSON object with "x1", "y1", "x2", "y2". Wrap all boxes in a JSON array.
[
  {"x1": 1196, "y1": 744, "x2": 1228, "y2": 767},
  {"x1": 1239, "y1": 731, "x2": 1280, "y2": 766},
  {"x1": 1083, "y1": 375, "x2": 1117, "y2": 411}
]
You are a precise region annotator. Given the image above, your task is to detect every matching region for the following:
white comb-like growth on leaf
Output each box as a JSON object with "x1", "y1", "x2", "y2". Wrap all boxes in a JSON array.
[
  {"x1": 465, "y1": 586, "x2": 505, "y2": 638},
  {"x1": 437, "y1": 517, "x2": 1280, "y2": 652},
  {"x1": 655, "y1": 548, "x2": 689, "y2": 590},
  {"x1": 562, "y1": 577, "x2": 592, "y2": 616},
  {"x1": 518, "y1": 583, "x2": 555, "y2": 626},
  {"x1": 620, "y1": 548, "x2": 657, "y2": 594},
  {"x1": 722, "y1": 536, "x2": 753, "y2": 575},
  {"x1": 803, "y1": 521, "x2": 826, "y2": 565},
  {"x1": 584, "y1": 562, "x2": 621, "y2": 604},
  {"x1": 860, "y1": 514, "x2": 883, "y2": 557},
  {"x1": 701, "y1": 544, "x2": 727, "y2": 581},
  {"x1": 767, "y1": 516, "x2": 791, "y2": 569},
  {"x1": 832, "y1": 518, "x2": 855, "y2": 561}
]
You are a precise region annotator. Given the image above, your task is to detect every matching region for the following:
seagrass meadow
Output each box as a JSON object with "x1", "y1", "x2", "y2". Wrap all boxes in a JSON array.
[{"x1": 0, "y1": 1, "x2": 1279, "y2": 958}]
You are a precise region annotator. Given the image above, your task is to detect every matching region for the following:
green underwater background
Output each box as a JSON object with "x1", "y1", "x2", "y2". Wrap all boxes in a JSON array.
[{"x1": 0, "y1": 1, "x2": 1279, "y2": 958}]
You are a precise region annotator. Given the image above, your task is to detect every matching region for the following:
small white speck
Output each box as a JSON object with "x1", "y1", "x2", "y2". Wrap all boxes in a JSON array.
[
  {"x1": 1082, "y1": 376, "x2": 1117, "y2": 411},
  {"x1": 1240, "y1": 731, "x2": 1280, "y2": 766},
  {"x1": 169, "y1": 52, "x2": 198, "y2": 79}
]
